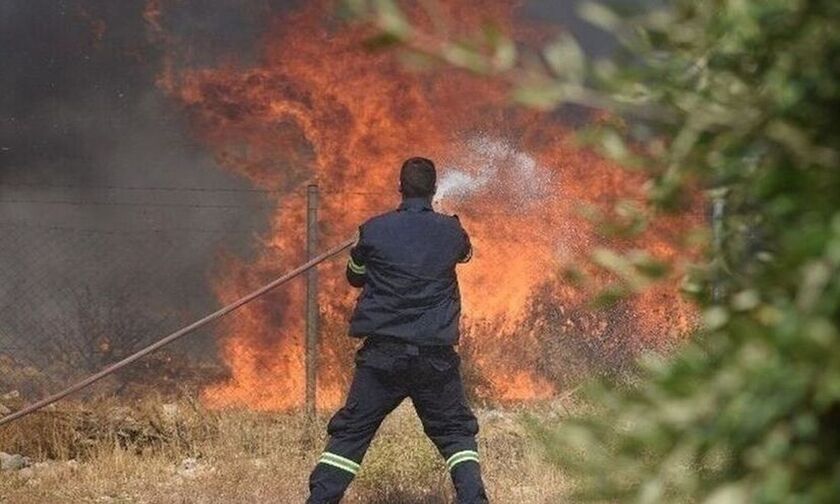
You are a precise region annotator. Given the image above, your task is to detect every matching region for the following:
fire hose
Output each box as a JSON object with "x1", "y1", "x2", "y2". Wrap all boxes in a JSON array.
[{"x1": 0, "y1": 238, "x2": 355, "y2": 427}]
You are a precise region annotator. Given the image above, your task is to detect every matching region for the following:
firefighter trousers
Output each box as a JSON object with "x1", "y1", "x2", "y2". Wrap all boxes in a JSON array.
[{"x1": 306, "y1": 339, "x2": 488, "y2": 504}]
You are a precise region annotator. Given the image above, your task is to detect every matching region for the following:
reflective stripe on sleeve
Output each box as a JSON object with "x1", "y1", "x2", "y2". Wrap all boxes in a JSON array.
[
  {"x1": 317, "y1": 452, "x2": 361, "y2": 476},
  {"x1": 347, "y1": 257, "x2": 366, "y2": 275},
  {"x1": 446, "y1": 450, "x2": 480, "y2": 471}
]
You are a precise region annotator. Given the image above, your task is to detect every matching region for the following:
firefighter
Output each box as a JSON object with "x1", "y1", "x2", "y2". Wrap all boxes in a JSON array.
[{"x1": 306, "y1": 157, "x2": 488, "y2": 503}]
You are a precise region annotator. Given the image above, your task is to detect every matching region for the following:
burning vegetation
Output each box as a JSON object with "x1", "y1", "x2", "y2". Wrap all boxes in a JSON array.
[{"x1": 146, "y1": 0, "x2": 700, "y2": 411}]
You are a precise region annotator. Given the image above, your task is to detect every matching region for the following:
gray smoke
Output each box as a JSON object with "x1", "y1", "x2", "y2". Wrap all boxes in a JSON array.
[{"x1": 0, "y1": 1, "x2": 299, "y2": 372}]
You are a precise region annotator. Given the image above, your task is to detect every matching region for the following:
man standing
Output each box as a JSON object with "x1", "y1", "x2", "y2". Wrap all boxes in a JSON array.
[{"x1": 306, "y1": 157, "x2": 488, "y2": 503}]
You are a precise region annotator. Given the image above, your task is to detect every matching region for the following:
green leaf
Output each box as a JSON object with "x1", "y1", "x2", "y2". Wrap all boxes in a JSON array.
[
  {"x1": 373, "y1": 0, "x2": 412, "y2": 38},
  {"x1": 341, "y1": 0, "x2": 370, "y2": 18},
  {"x1": 513, "y1": 83, "x2": 567, "y2": 110},
  {"x1": 577, "y1": 1, "x2": 622, "y2": 32},
  {"x1": 592, "y1": 284, "x2": 629, "y2": 308},
  {"x1": 483, "y1": 24, "x2": 517, "y2": 72},
  {"x1": 442, "y1": 43, "x2": 491, "y2": 74},
  {"x1": 362, "y1": 32, "x2": 403, "y2": 50},
  {"x1": 703, "y1": 306, "x2": 730, "y2": 331},
  {"x1": 543, "y1": 33, "x2": 585, "y2": 84},
  {"x1": 704, "y1": 482, "x2": 750, "y2": 504}
]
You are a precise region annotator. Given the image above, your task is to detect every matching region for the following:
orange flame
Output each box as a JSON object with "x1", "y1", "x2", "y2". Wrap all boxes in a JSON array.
[{"x1": 149, "y1": 1, "x2": 700, "y2": 410}]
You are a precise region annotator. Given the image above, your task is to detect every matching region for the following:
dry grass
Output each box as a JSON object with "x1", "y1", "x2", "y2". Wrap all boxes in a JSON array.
[{"x1": 0, "y1": 397, "x2": 572, "y2": 503}]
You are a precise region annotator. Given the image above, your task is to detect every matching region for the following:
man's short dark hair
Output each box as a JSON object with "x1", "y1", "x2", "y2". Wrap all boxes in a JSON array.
[{"x1": 400, "y1": 157, "x2": 436, "y2": 198}]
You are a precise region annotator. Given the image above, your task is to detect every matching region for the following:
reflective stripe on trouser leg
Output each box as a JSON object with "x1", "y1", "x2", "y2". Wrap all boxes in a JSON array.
[
  {"x1": 347, "y1": 258, "x2": 366, "y2": 274},
  {"x1": 317, "y1": 452, "x2": 361, "y2": 476},
  {"x1": 446, "y1": 450, "x2": 480, "y2": 471}
]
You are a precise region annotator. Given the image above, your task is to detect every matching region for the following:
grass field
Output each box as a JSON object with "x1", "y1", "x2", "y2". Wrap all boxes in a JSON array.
[{"x1": 0, "y1": 396, "x2": 574, "y2": 503}]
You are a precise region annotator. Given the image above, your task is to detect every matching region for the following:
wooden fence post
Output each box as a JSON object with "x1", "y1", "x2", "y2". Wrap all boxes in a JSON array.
[{"x1": 305, "y1": 184, "x2": 319, "y2": 421}]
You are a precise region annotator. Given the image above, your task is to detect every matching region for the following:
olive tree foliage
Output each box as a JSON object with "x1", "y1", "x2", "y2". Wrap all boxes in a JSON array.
[{"x1": 345, "y1": 0, "x2": 840, "y2": 501}]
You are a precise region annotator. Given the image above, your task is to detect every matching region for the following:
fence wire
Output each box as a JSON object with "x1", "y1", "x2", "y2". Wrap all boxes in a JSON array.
[
  {"x1": 0, "y1": 189, "x2": 661, "y2": 418},
  {"x1": 0, "y1": 220, "x2": 274, "y2": 408}
]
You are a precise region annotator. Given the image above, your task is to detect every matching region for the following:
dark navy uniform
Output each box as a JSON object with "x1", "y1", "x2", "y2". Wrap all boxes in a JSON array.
[{"x1": 307, "y1": 197, "x2": 488, "y2": 504}]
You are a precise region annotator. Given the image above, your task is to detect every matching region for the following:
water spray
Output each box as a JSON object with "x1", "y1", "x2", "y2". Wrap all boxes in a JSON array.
[{"x1": 434, "y1": 134, "x2": 552, "y2": 209}]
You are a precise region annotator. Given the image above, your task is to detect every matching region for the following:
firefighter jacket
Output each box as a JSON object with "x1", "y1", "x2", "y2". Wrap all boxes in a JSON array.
[{"x1": 346, "y1": 197, "x2": 472, "y2": 346}]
